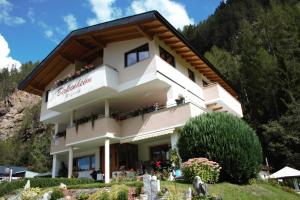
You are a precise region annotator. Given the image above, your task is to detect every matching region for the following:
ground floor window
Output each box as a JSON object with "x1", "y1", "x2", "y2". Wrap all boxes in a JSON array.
[
  {"x1": 73, "y1": 155, "x2": 95, "y2": 171},
  {"x1": 150, "y1": 144, "x2": 170, "y2": 161}
]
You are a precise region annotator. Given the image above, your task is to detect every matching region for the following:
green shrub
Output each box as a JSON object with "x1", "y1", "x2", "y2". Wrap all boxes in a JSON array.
[
  {"x1": 117, "y1": 190, "x2": 127, "y2": 200},
  {"x1": 87, "y1": 189, "x2": 103, "y2": 200},
  {"x1": 97, "y1": 191, "x2": 110, "y2": 200},
  {"x1": 177, "y1": 112, "x2": 262, "y2": 183},
  {"x1": 135, "y1": 184, "x2": 142, "y2": 197},
  {"x1": 29, "y1": 177, "x2": 95, "y2": 188},
  {"x1": 110, "y1": 185, "x2": 129, "y2": 200},
  {"x1": 21, "y1": 187, "x2": 41, "y2": 200},
  {"x1": 0, "y1": 178, "x2": 94, "y2": 197},
  {"x1": 77, "y1": 192, "x2": 90, "y2": 200},
  {"x1": 181, "y1": 158, "x2": 221, "y2": 183},
  {"x1": 50, "y1": 188, "x2": 64, "y2": 200},
  {"x1": 0, "y1": 179, "x2": 26, "y2": 197},
  {"x1": 67, "y1": 181, "x2": 142, "y2": 190}
]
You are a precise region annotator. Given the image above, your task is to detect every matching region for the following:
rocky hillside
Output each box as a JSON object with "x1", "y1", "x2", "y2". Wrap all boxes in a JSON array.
[{"x1": 0, "y1": 90, "x2": 41, "y2": 140}]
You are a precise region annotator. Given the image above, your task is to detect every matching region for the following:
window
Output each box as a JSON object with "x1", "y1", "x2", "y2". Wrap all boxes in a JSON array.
[
  {"x1": 202, "y1": 80, "x2": 209, "y2": 87},
  {"x1": 188, "y1": 69, "x2": 195, "y2": 82},
  {"x1": 45, "y1": 90, "x2": 50, "y2": 102},
  {"x1": 150, "y1": 145, "x2": 170, "y2": 161},
  {"x1": 159, "y1": 47, "x2": 175, "y2": 67},
  {"x1": 73, "y1": 155, "x2": 95, "y2": 171},
  {"x1": 125, "y1": 44, "x2": 149, "y2": 67}
]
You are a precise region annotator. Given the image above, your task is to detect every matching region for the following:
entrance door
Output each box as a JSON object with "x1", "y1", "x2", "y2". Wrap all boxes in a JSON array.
[
  {"x1": 99, "y1": 143, "x2": 138, "y2": 174},
  {"x1": 99, "y1": 144, "x2": 118, "y2": 175}
]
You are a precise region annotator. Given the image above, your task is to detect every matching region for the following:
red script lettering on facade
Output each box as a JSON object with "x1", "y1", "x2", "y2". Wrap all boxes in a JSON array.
[{"x1": 57, "y1": 77, "x2": 92, "y2": 96}]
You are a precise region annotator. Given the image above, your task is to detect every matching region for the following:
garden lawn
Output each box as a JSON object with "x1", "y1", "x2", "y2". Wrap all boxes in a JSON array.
[{"x1": 160, "y1": 181, "x2": 300, "y2": 200}]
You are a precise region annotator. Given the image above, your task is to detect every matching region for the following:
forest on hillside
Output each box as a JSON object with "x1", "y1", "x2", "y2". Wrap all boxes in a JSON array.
[
  {"x1": 182, "y1": 0, "x2": 300, "y2": 170},
  {"x1": 0, "y1": 0, "x2": 299, "y2": 172}
]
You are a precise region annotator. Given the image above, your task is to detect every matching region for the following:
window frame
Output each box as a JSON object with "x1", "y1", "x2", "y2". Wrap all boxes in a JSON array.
[
  {"x1": 188, "y1": 69, "x2": 195, "y2": 82},
  {"x1": 124, "y1": 43, "x2": 150, "y2": 67},
  {"x1": 159, "y1": 46, "x2": 175, "y2": 68},
  {"x1": 45, "y1": 90, "x2": 50, "y2": 102},
  {"x1": 73, "y1": 155, "x2": 95, "y2": 171},
  {"x1": 150, "y1": 144, "x2": 170, "y2": 161}
]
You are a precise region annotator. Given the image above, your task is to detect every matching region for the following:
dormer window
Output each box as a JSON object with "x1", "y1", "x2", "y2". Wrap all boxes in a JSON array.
[
  {"x1": 159, "y1": 47, "x2": 175, "y2": 67},
  {"x1": 125, "y1": 43, "x2": 149, "y2": 67}
]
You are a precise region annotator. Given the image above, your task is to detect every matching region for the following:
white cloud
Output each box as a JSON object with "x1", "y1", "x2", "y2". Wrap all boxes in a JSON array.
[
  {"x1": 63, "y1": 14, "x2": 78, "y2": 31},
  {"x1": 44, "y1": 30, "x2": 53, "y2": 38},
  {"x1": 128, "y1": 0, "x2": 194, "y2": 29},
  {"x1": 0, "y1": 33, "x2": 21, "y2": 70},
  {"x1": 27, "y1": 7, "x2": 35, "y2": 23},
  {"x1": 0, "y1": 0, "x2": 26, "y2": 26},
  {"x1": 37, "y1": 21, "x2": 59, "y2": 43},
  {"x1": 85, "y1": 0, "x2": 193, "y2": 29},
  {"x1": 86, "y1": 0, "x2": 122, "y2": 26}
]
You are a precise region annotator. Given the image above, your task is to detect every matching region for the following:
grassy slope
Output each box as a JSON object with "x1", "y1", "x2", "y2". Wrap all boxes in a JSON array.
[{"x1": 161, "y1": 181, "x2": 300, "y2": 200}]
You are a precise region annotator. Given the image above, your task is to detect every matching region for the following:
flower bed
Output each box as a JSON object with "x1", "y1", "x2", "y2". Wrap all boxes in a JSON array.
[
  {"x1": 181, "y1": 158, "x2": 221, "y2": 183},
  {"x1": 0, "y1": 178, "x2": 94, "y2": 197},
  {"x1": 53, "y1": 64, "x2": 95, "y2": 89}
]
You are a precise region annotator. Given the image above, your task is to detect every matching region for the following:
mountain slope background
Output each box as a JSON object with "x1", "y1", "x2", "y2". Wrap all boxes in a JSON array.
[
  {"x1": 0, "y1": 0, "x2": 299, "y2": 172},
  {"x1": 0, "y1": 62, "x2": 52, "y2": 172},
  {"x1": 182, "y1": 0, "x2": 300, "y2": 170}
]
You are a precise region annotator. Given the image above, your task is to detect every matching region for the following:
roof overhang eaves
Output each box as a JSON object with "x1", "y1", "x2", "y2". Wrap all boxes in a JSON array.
[
  {"x1": 152, "y1": 11, "x2": 238, "y2": 97},
  {"x1": 18, "y1": 10, "x2": 239, "y2": 98},
  {"x1": 18, "y1": 11, "x2": 157, "y2": 92}
]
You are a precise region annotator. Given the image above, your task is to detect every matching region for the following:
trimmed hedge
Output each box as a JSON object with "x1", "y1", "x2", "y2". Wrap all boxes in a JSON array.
[
  {"x1": 177, "y1": 112, "x2": 262, "y2": 183},
  {"x1": 67, "y1": 181, "x2": 143, "y2": 189},
  {"x1": 0, "y1": 178, "x2": 94, "y2": 197}
]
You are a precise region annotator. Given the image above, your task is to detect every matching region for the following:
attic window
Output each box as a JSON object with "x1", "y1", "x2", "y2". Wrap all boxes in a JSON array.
[
  {"x1": 188, "y1": 69, "x2": 195, "y2": 82},
  {"x1": 45, "y1": 90, "x2": 50, "y2": 102},
  {"x1": 125, "y1": 43, "x2": 149, "y2": 67},
  {"x1": 159, "y1": 47, "x2": 175, "y2": 67}
]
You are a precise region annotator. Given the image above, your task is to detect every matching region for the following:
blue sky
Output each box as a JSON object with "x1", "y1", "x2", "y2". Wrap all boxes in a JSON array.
[{"x1": 0, "y1": 0, "x2": 223, "y2": 70}]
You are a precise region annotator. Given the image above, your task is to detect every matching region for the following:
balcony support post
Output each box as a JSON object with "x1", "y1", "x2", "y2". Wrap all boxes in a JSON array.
[
  {"x1": 54, "y1": 123, "x2": 58, "y2": 135},
  {"x1": 171, "y1": 132, "x2": 179, "y2": 149},
  {"x1": 68, "y1": 147, "x2": 73, "y2": 178},
  {"x1": 52, "y1": 154, "x2": 57, "y2": 178},
  {"x1": 105, "y1": 99, "x2": 110, "y2": 118},
  {"x1": 70, "y1": 110, "x2": 75, "y2": 127},
  {"x1": 104, "y1": 138, "x2": 110, "y2": 183}
]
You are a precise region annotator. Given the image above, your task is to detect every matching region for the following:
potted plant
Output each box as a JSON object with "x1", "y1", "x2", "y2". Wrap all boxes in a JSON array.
[{"x1": 175, "y1": 94, "x2": 185, "y2": 105}]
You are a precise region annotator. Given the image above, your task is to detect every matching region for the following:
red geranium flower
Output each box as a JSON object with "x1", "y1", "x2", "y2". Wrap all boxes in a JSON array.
[{"x1": 155, "y1": 161, "x2": 161, "y2": 168}]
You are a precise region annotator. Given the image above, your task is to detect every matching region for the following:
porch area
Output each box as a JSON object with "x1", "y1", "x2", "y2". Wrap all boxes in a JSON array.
[{"x1": 51, "y1": 133, "x2": 179, "y2": 183}]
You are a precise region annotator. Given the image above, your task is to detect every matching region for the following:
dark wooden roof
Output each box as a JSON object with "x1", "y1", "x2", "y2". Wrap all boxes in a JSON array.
[{"x1": 18, "y1": 11, "x2": 238, "y2": 97}]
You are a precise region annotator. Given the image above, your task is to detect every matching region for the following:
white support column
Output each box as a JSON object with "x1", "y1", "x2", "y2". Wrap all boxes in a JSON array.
[
  {"x1": 70, "y1": 110, "x2": 75, "y2": 127},
  {"x1": 54, "y1": 123, "x2": 59, "y2": 135},
  {"x1": 52, "y1": 154, "x2": 57, "y2": 178},
  {"x1": 171, "y1": 132, "x2": 179, "y2": 149},
  {"x1": 95, "y1": 150, "x2": 100, "y2": 171},
  {"x1": 105, "y1": 99, "x2": 110, "y2": 118},
  {"x1": 68, "y1": 147, "x2": 73, "y2": 178},
  {"x1": 166, "y1": 87, "x2": 175, "y2": 107},
  {"x1": 104, "y1": 138, "x2": 110, "y2": 183}
]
